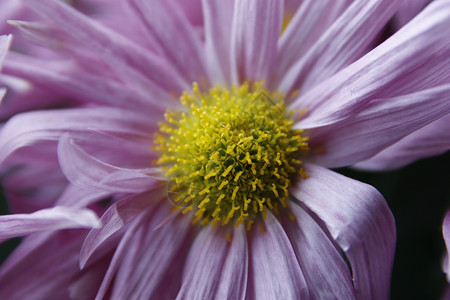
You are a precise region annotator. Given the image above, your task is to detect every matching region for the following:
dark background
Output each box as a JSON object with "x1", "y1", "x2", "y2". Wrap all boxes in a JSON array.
[{"x1": 0, "y1": 152, "x2": 449, "y2": 299}]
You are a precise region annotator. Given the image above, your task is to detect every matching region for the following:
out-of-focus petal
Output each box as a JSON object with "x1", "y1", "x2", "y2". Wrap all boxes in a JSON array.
[
  {"x1": 0, "y1": 231, "x2": 87, "y2": 299},
  {"x1": 0, "y1": 34, "x2": 12, "y2": 68},
  {"x1": 279, "y1": 0, "x2": 402, "y2": 95},
  {"x1": 306, "y1": 84, "x2": 450, "y2": 168},
  {"x1": 202, "y1": 0, "x2": 234, "y2": 84},
  {"x1": 126, "y1": 0, "x2": 207, "y2": 84},
  {"x1": 230, "y1": 0, "x2": 282, "y2": 83},
  {"x1": 3, "y1": 52, "x2": 171, "y2": 112},
  {"x1": 394, "y1": 0, "x2": 431, "y2": 29},
  {"x1": 79, "y1": 189, "x2": 165, "y2": 268},
  {"x1": 355, "y1": 114, "x2": 450, "y2": 171},
  {"x1": 292, "y1": 0, "x2": 450, "y2": 128},
  {"x1": 290, "y1": 163, "x2": 396, "y2": 299},
  {"x1": 177, "y1": 226, "x2": 248, "y2": 300},
  {"x1": 0, "y1": 206, "x2": 100, "y2": 242},
  {"x1": 246, "y1": 212, "x2": 308, "y2": 300},
  {"x1": 23, "y1": 0, "x2": 188, "y2": 93},
  {"x1": 0, "y1": 106, "x2": 155, "y2": 164},
  {"x1": 58, "y1": 135, "x2": 162, "y2": 193},
  {"x1": 281, "y1": 203, "x2": 356, "y2": 299},
  {"x1": 0, "y1": 88, "x2": 6, "y2": 102}
]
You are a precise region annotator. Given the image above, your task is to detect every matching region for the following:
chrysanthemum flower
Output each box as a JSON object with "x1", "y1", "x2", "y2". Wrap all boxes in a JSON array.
[{"x1": 0, "y1": 0, "x2": 450, "y2": 299}]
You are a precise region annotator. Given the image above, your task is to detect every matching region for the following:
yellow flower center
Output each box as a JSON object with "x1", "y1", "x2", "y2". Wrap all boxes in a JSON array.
[{"x1": 154, "y1": 82, "x2": 309, "y2": 228}]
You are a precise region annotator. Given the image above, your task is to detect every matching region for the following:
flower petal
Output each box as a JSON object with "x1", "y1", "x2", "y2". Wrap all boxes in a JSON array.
[
  {"x1": 280, "y1": 203, "x2": 356, "y2": 298},
  {"x1": 306, "y1": 84, "x2": 450, "y2": 168},
  {"x1": 279, "y1": 0, "x2": 402, "y2": 94},
  {"x1": 94, "y1": 212, "x2": 148, "y2": 300},
  {"x1": 0, "y1": 106, "x2": 154, "y2": 164},
  {"x1": 4, "y1": 52, "x2": 171, "y2": 112},
  {"x1": 276, "y1": 0, "x2": 352, "y2": 87},
  {"x1": 177, "y1": 226, "x2": 248, "y2": 300},
  {"x1": 79, "y1": 189, "x2": 165, "y2": 268},
  {"x1": 291, "y1": 0, "x2": 450, "y2": 128},
  {"x1": 290, "y1": 163, "x2": 396, "y2": 299},
  {"x1": 0, "y1": 34, "x2": 12, "y2": 69},
  {"x1": 246, "y1": 212, "x2": 308, "y2": 300},
  {"x1": 355, "y1": 114, "x2": 450, "y2": 171},
  {"x1": 202, "y1": 0, "x2": 235, "y2": 84},
  {"x1": 230, "y1": 0, "x2": 282, "y2": 83},
  {"x1": 126, "y1": 0, "x2": 207, "y2": 84},
  {"x1": 58, "y1": 135, "x2": 162, "y2": 193},
  {"x1": 0, "y1": 231, "x2": 87, "y2": 299},
  {"x1": 0, "y1": 206, "x2": 100, "y2": 243},
  {"x1": 56, "y1": 184, "x2": 112, "y2": 208},
  {"x1": 23, "y1": 0, "x2": 188, "y2": 93},
  {"x1": 111, "y1": 209, "x2": 192, "y2": 300}
]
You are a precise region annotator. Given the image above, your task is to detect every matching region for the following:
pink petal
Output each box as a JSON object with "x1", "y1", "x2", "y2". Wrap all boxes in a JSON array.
[
  {"x1": 246, "y1": 212, "x2": 308, "y2": 300},
  {"x1": 276, "y1": 0, "x2": 352, "y2": 87},
  {"x1": 178, "y1": 226, "x2": 248, "y2": 299},
  {"x1": 202, "y1": 0, "x2": 235, "y2": 84},
  {"x1": 94, "y1": 212, "x2": 148, "y2": 300},
  {"x1": 58, "y1": 135, "x2": 162, "y2": 193},
  {"x1": 394, "y1": 0, "x2": 431, "y2": 29},
  {"x1": 4, "y1": 50, "x2": 171, "y2": 113},
  {"x1": 79, "y1": 189, "x2": 165, "y2": 268},
  {"x1": 279, "y1": 0, "x2": 402, "y2": 95},
  {"x1": 23, "y1": 0, "x2": 188, "y2": 93},
  {"x1": 111, "y1": 209, "x2": 192, "y2": 300},
  {"x1": 355, "y1": 114, "x2": 450, "y2": 171},
  {"x1": 126, "y1": 0, "x2": 208, "y2": 84},
  {"x1": 230, "y1": 0, "x2": 282, "y2": 83},
  {"x1": 290, "y1": 163, "x2": 396, "y2": 299},
  {"x1": 56, "y1": 184, "x2": 112, "y2": 208},
  {"x1": 280, "y1": 203, "x2": 356, "y2": 298},
  {"x1": 291, "y1": 0, "x2": 450, "y2": 129},
  {"x1": 0, "y1": 88, "x2": 6, "y2": 103},
  {"x1": 443, "y1": 210, "x2": 450, "y2": 282},
  {"x1": 0, "y1": 231, "x2": 87, "y2": 299},
  {"x1": 306, "y1": 84, "x2": 450, "y2": 168},
  {"x1": 0, "y1": 106, "x2": 154, "y2": 164},
  {"x1": 69, "y1": 256, "x2": 109, "y2": 300},
  {"x1": 0, "y1": 34, "x2": 12, "y2": 70},
  {"x1": 0, "y1": 206, "x2": 100, "y2": 242}
]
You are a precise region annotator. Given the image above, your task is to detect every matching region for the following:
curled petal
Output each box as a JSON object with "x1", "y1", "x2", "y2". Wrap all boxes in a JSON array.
[
  {"x1": 281, "y1": 203, "x2": 355, "y2": 298},
  {"x1": 79, "y1": 189, "x2": 165, "y2": 268},
  {"x1": 290, "y1": 163, "x2": 396, "y2": 299},
  {"x1": 58, "y1": 134, "x2": 162, "y2": 193}
]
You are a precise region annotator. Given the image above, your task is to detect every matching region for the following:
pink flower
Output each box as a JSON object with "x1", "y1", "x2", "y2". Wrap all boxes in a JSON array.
[{"x1": 0, "y1": 0, "x2": 449, "y2": 299}]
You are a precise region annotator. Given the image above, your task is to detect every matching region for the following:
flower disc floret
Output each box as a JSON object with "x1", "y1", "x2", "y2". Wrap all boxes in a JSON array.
[{"x1": 155, "y1": 82, "x2": 309, "y2": 227}]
